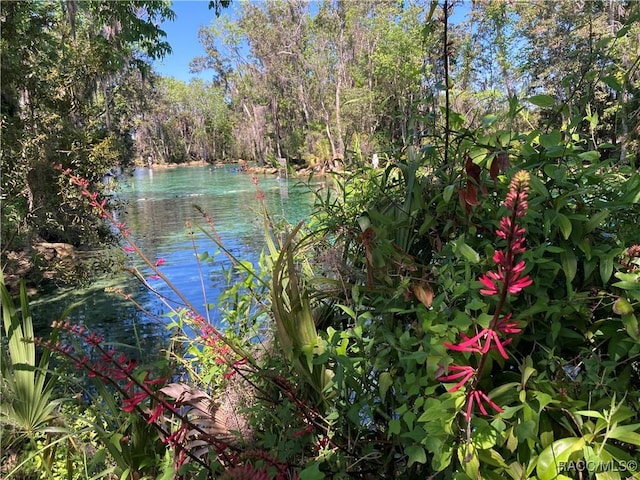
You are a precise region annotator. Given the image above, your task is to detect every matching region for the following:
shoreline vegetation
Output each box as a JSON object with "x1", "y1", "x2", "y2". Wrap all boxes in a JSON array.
[{"x1": 138, "y1": 159, "x2": 340, "y2": 177}]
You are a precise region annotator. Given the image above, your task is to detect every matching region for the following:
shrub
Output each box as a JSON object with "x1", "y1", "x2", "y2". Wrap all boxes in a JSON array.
[{"x1": 32, "y1": 97, "x2": 640, "y2": 479}]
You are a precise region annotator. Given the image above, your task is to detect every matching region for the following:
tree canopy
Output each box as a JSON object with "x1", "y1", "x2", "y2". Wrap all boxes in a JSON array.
[
  {"x1": 1, "y1": 0, "x2": 174, "y2": 252},
  {"x1": 177, "y1": 0, "x2": 639, "y2": 166}
]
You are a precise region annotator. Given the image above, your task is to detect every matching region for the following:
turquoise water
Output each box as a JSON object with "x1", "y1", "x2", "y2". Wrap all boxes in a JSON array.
[{"x1": 32, "y1": 166, "x2": 322, "y2": 350}]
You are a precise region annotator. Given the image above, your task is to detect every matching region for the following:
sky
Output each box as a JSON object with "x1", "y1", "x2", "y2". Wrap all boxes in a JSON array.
[{"x1": 152, "y1": 1, "x2": 223, "y2": 82}]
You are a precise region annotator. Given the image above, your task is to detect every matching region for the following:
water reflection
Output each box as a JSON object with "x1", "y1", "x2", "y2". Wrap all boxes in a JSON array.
[
  {"x1": 32, "y1": 166, "x2": 320, "y2": 352},
  {"x1": 31, "y1": 274, "x2": 169, "y2": 356}
]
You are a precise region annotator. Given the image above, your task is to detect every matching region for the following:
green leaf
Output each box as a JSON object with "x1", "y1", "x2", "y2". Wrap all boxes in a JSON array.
[
  {"x1": 454, "y1": 239, "x2": 480, "y2": 264},
  {"x1": 556, "y1": 214, "x2": 572, "y2": 240},
  {"x1": 515, "y1": 420, "x2": 537, "y2": 442},
  {"x1": 337, "y1": 304, "x2": 356, "y2": 320},
  {"x1": 613, "y1": 297, "x2": 634, "y2": 315},
  {"x1": 489, "y1": 382, "x2": 521, "y2": 400},
  {"x1": 607, "y1": 424, "x2": 640, "y2": 446},
  {"x1": 473, "y1": 421, "x2": 500, "y2": 449},
  {"x1": 560, "y1": 249, "x2": 578, "y2": 282},
  {"x1": 405, "y1": 445, "x2": 427, "y2": 467},
  {"x1": 459, "y1": 444, "x2": 480, "y2": 479},
  {"x1": 621, "y1": 313, "x2": 639, "y2": 340},
  {"x1": 585, "y1": 210, "x2": 610, "y2": 234},
  {"x1": 612, "y1": 281, "x2": 640, "y2": 291},
  {"x1": 529, "y1": 174, "x2": 550, "y2": 198},
  {"x1": 389, "y1": 418, "x2": 402, "y2": 435},
  {"x1": 575, "y1": 410, "x2": 605, "y2": 420},
  {"x1": 600, "y1": 255, "x2": 614, "y2": 284},
  {"x1": 578, "y1": 150, "x2": 600, "y2": 162},
  {"x1": 482, "y1": 114, "x2": 498, "y2": 127},
  {"x1": 616, "y1": 24, "x2": 631, "y2": 38},
  {"x1": 299, "y1": 461, "x2": 325, "y2": 480},
  {"x1": 403, "y1": 410, "x2": 417, "y2": 430},
  {"x1": 540, "y1": 130, "x2": 563, "y2": 149},
  {"x1": 528, "y1": 94, "x2": 556, "y2": 108},
  {"x1": 430, "y1": 440, "x2": 454, "y2": 471},
  {"x1": 443, "y1": 184, "x2": 455, "y2": 203},
  {"x1": 536, "y1": 437, "x2": 585, "y2": 480}
]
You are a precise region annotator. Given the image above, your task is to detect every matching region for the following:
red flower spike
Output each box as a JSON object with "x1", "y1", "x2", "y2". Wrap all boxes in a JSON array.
[
  {"x1": 446, "y1": 328, "x2": 511, "y2": 359},
  {"x1": 475, "y1": 390, "x2": 503, "y2": 415},
  {"x1": 495, "y1": 314, "x2": 521, "y2": 334},
  {"x1": 443, "y1": 171, "x2": 532, "y2": 427},
  {"x1": 507, "y1": 274, "x2": 532, "y2": 295},
  {"x1": 147, "y1": 404, "x2": 165, "y2": 424},
  {"x1": 479, "y1": 272, "x2": 501, "y2": 296},
  {"x1": 465, "y1": 393, "x2": 475, "y2": 420},
  {"x1": 473, "y1": 391, "x2": 488, "y2": 415},
  {"x1": 464, "y1": 390, "x2": 504, "y2": 419}
]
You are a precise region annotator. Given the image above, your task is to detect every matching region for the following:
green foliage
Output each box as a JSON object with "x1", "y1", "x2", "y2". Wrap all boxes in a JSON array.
[
  {"x1": 0, "y1": 272, "x2": 108, "y2": 480},
  {"x1": 0, "y1": 271, "x2": 61, "y2": 442},
  {"x1": 135, "y1": 78, "x2": 233, "y2": 165},
  {"x1": 11, "y1": 402, "x2": 118, "y2": 480},
  {"x1": 289, "y1": 111, "x2": 639, "y2": 477},
  {"x1": 0, "y1": 0, "x2": 174, "y2": 273},
  {"x1": 7, "y1": 2, "x2": 640, "y2": 479}
]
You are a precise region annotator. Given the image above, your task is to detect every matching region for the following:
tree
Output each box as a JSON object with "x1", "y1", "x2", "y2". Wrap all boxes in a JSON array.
[
  {"x1": 133, "y1": 77, "x2": 232, "y2": 164},
  {"x1": 1, "y1": 1, "x2": 174, "y2": 257},
  {"x1": 513, "y1": 0, "x2": 639, "y2": 157}
]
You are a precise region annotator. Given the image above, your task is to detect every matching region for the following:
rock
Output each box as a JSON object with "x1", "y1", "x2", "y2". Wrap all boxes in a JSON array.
[
  {"x1": 2, "y1": 242, "x2": 79, "y2": 295},
  {"x1": 34, "y1": 242, "x2": 77, "y2": 261}
]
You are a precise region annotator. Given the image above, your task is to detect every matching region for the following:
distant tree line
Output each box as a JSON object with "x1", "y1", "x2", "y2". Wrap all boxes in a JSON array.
[{"x1": 154, "y1": 0, "x2": 637, "y2": 167}]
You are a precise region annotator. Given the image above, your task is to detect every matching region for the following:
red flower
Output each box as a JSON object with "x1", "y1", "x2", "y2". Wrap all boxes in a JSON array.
[
  {"x1": 478, "y1": 262, "x2": 532, "y2": 296},
  {"x1": 495, "y1": 314, "x2": 522, "y2": 334},
  {"x1": 147, "y1": 404, "x2": 165, "y2": 424},
  {"x1": 466, "y1": 389, "x2": 503, "y2": 419},
  {"x1": 442, "y1": 171, "x2": 532, "y2": 426},
  {"x1": 155, "y1": 258, "x2": 166, "y2": 267},
  {"x1": 438, "y1": 365, "x2": 476, "y2": 392},
  {"x1": 121, "y1": 391, "x2": 149, "y2": 412},
  {"x1": 507, "y1": 273, "x2": 532, "y2": 294},
  {"x1": 444, "y1": 328, "x2": 511, "y2": 359}
]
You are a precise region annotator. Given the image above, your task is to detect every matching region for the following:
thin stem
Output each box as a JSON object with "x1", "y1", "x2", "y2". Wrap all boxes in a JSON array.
[
  {"x1": 186, "y1": 220, "x2": 212, "y2": 325},
  {"x1": 443, "y1": 0, "x2": 451, "y2": 168}
]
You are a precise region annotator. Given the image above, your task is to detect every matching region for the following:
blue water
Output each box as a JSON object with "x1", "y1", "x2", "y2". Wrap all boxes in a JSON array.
[{"x1": 32, "y1": 166, "x2": 323, "y2": 351}]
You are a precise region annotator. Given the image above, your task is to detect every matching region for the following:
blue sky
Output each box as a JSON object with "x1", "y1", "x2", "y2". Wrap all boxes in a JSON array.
[{"x1": 152, "y1": 1, "x2": 221, "y2": 82}]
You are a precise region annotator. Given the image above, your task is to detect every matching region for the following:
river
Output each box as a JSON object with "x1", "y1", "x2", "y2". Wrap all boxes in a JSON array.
[{"x1": 31, "y1": 165, "x2": 323, "y2": 353}]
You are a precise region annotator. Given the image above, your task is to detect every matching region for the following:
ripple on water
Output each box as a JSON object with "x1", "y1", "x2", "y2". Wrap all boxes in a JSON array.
[{"x1": 33, "y1": 166, "x2": 323, "y2": 355}]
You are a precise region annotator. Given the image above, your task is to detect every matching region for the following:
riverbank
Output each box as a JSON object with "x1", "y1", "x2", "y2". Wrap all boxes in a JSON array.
[
  {"x1": 2, "y1": 242, "x2": 82, "y2": 295},
  {"x1": 135, "y1": 158, "x2": 338, "y2": 177}
]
